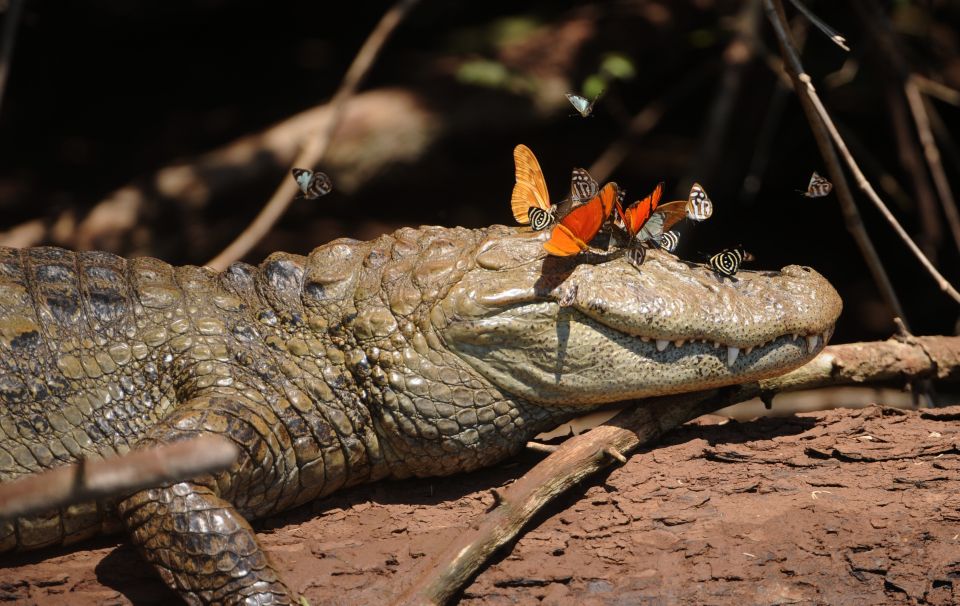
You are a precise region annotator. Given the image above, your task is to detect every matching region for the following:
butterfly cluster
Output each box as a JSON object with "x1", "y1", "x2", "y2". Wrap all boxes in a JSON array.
[
  {"x1": 507, "y1": 144, "x2": 761, "y2": 279},
  {"x1": 510, "y1": 144, "x2": 714, "y2": 261}
]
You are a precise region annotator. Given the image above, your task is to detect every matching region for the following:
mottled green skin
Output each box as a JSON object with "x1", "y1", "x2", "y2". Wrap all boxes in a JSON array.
[{"x1": 0, "y1": 224, "x2": 841, "y2": 605}]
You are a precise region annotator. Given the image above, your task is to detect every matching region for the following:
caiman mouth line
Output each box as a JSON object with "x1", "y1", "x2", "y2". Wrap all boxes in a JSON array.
[{"x1": 614, "y1": 326, "x2": 833, "y2": 367}]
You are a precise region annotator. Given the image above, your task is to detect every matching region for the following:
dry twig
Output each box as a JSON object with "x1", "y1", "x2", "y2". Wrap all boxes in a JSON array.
[
  {"x1": 764, "y1": 0, "x2": 960, "y2": 308},
  {"x1": 0, "y1": 435, "x2": 238, "y2": 521},
  {"x1": 205, "y1": 0, "x2": 421, "y2": 270},
  {"x1": 398, "y1": 335, "x2": 960, "y2": 604}
]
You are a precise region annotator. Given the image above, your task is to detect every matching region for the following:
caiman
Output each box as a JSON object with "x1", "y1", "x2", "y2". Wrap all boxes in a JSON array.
[{"x1": 0, "y1": 224, "x2": 841, "y2": 604}]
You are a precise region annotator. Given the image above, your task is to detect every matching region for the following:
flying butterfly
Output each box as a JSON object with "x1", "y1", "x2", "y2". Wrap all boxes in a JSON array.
[
  {"x1": 292, "y1": 167, "x2": 333, "y2": 199},
  {"x1": 708, "y1": 247, "x2": 753, "y2": 278},
  {"x1": 565, "y1": 91, "x2": 602, "y2": 118},
  {"x1": 543, "y1": 182, "x2": 619, "y2": 256},
  {"x1": 799, "y1": 172, "x2": 833, "y2": 198}
]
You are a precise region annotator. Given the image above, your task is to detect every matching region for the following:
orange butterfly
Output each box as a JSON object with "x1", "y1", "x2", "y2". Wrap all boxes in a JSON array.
[
  {"x1": 511, "y1": 144, "x2": 554, "y2": 230},
  {"x1": 616, "y1": 182, "x2": 709, "y2": 245},
  {"x1": 543, "y1": 182, "x2": 619, "y2": 256}
]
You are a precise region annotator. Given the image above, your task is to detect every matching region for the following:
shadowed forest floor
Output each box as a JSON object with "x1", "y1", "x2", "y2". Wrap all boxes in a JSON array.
[{"x1": 2, "y1": 404, "x2": 958, "y2": 605}]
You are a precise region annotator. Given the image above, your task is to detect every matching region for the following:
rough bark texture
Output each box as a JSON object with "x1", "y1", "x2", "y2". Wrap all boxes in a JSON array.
[{"x1": 3, "y1": 403, "x2": 958, "y2": 605}]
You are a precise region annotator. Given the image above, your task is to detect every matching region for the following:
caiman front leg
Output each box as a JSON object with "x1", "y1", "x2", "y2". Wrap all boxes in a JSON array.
[{"x1": 118, "y1": 393, "x2": 296, "y2": 605}]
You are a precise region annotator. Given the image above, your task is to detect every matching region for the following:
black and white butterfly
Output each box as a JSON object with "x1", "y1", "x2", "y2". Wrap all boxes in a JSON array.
[
  {"x1": 687, "y1": 183, "x2": 713, "y2": 221},
  {"x1": 528, "y1": 167, "x2": 600, "y2": 231},
  {"x1": 565, "y1": 92, "x2": 602, "y2": 118},
  {"x1": 799, "y1": 172, "x2": 832, "y2": 198},
  {"x1": 654, "y1": 230, "x2": 680, "y2": 253},
  {"x1": 568, "y1": 167, "x2": 599, "y2": 204},
  {"x1": 708, "y1": 247, "x2": 753, "y2": 278},
  {"x1": 292, "y1": 168, "x2": 333, "y2": 199}
]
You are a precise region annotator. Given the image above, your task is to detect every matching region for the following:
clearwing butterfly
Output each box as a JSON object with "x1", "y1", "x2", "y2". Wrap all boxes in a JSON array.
[
  {"x1": 565, "y1": 91, "x2": 602, "y2": 118},
  {"x1": 543, "y1": 182, "x2": 619, "y2": 256},
  {"x1": 292, "y1": 168, "x2": 333, "y2": 199},
  {"x1": 511, "y1": 144, "x2": 556, "y2": 231},
  {"x1": 708, "y1": 247, "x2": 753, "y2": 278},
  {"x1": 687, "y1": 182, "x2": 713, "y2": 221},
  {"x1": 799, "y1": 172, "x2": 833, "y2": 198}
]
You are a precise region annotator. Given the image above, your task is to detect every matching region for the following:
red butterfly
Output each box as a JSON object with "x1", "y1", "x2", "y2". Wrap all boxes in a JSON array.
[
  {"x1": 615, "y1": 181, "x2": 693, "y2": 245},
  {"x1": 543, "y1": 182, "x2": 619, "y2": 256}
]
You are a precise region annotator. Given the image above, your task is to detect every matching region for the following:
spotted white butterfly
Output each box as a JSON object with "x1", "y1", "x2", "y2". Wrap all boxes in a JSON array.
[{"x1": 292, "y1": 168, "x2": 333, "y2": 199}]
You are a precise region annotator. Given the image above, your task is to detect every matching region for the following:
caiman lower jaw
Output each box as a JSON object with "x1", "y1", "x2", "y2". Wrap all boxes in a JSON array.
[{"x1": 442, "y1": 302, "x2": 836, "y2": 407}]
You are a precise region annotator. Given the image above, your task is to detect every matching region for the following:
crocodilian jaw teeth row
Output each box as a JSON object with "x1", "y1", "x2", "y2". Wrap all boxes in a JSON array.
[{"x1": 640, "y1": 331, "x2": 830, "y2": 366}]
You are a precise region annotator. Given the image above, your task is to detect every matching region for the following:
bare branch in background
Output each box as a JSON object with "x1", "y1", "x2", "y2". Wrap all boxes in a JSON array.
[
  {"x1": 765, "y1": 0, "x2": 960, "y2": 311},
  {"x1": 0, "y1": 435, "x2": 238, "y2": 521},
  {"x1": 205, "y1": 0, "x2": 422, "y2": 270}
]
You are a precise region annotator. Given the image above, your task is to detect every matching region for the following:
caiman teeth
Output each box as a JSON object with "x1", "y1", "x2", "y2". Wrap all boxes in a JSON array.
[
  {"x1": 806, "y1": 334, "x2": 819, "y2": 353},
  {"x1": 727, "y1": 346, "x2": 740, "y2": 366},
  {"x1": 656, "y1": 339, "x2": 670, "y2": 352},
  {"x1": 744, "y1": 346, "x2": 754, "y2": 355},
  {"x1": 674, "y1": 339, "x2": 685, "y2": 347},
  {"x1": 714, "y1": 341, "x2": 721, "y2": 348}
]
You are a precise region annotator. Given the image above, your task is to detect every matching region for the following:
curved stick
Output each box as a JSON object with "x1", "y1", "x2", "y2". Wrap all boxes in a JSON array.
[{"x1": 206, "y1": 0, "x2": 421, "y2": 270}]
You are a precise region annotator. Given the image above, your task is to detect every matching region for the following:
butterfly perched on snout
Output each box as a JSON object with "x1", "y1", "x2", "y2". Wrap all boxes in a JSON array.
[
  {"x1": 511, "y1": 144, "x2": 599, "y2": 231},
  {"x1": 292, "y1": 168, "x2": 333, "y2": 199},
  {"x1": 799, "y1": 172, "x2": 833, "y2": 198},
  {"x1": 614, "y1": 181, "x2": 713, "y2": 253},
  {"x1": 708, "y1": 247, "x2": 753, "y2": 278},
  {"x1": 543, "y1": 182, "x2": 619, "y2": 256}
]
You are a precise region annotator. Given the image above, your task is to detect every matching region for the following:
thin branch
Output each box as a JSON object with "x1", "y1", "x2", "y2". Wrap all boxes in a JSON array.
[
  {"x1": 0, "y1": 0, "x2": 25, "y2": 118},
  {"x1": 205, "y1": 0, "x2": 421, "y2": 270},
  {"x1": 0, "y1": 435, "x2": 238, "y2": 521},
  {"x1": 765, "y1": 0, "x2": 960, "y2": 308},
  {"x1": 912, "y1": 74, "x2": 960, "y2": 106},
  {"x1": 397, "y1": 335, "x2": 960, "y2": 605},
  {"x1": 905, "y1": 77, "x2": 960, "y2": 256}
]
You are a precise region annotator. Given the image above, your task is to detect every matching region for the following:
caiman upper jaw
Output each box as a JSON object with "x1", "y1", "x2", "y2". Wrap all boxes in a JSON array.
[{"x1": 437, "y1": 227, "x2": 842, "y2": 406}]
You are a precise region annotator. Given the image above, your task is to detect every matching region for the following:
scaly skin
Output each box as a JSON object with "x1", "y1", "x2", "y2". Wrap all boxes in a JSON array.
[{"x1": 0, "y1": 225, "x2": 841, "y2": 604}]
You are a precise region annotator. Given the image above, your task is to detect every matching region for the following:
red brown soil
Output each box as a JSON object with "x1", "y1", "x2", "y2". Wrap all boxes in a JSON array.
[{"x1": 2, "y1": 404, "x2": 959, "y2": 605}]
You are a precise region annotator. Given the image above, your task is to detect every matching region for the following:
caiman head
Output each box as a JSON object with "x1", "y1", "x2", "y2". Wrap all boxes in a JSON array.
[
  {"x1": 434, "y1": 226, "x2": 842, "y2": 405},
  {"x1": 306, "y1": 224, "x2": 841, "y2": 410}
]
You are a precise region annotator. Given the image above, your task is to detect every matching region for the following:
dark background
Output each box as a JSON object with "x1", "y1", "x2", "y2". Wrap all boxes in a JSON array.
[{"x1": 0, "y1": 0, "x2": 958, "y2": 346}]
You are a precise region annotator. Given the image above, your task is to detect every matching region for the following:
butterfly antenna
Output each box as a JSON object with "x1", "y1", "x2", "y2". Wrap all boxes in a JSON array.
[{"x1": 786, "y1": 0, "x2": 850, "y2": 51}]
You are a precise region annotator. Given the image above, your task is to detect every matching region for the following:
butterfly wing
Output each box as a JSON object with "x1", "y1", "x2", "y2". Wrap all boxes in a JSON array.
[
  {"x1": 621, "y1": 182, "x2": 663, "y2": 238},
  {"x1": 292, "y1": 168, "x2": 312, "y2": 193},
  {"x1": 569, "y1": 168, "x2": 599, "y2": 204},
  {"x1": 544, "y1": 182, "x2": 618, "y2": 256},
  {"x1": 306, "y1": 172, "x2": 332, "y2": 198},
  {"x1": 511, "y1": 145, "x2": 551, "y2": 224},
  {"x1": 638, "y1": 201, "x2": 687, "y2": 242}
]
